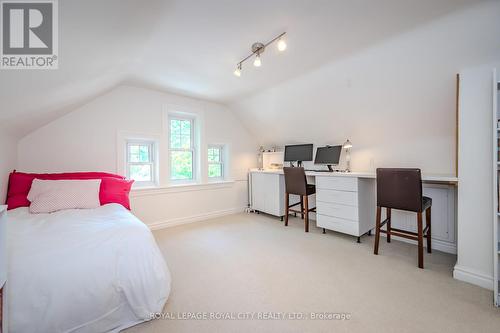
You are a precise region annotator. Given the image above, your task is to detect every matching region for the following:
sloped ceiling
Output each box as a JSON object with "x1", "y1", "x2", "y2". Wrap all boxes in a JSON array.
[{"x1": 0, "y1": 0, "x2": 482, "y2": 137}]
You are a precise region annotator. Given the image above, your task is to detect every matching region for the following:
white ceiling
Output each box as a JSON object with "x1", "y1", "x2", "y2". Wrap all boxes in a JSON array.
[{"x1": 0, "y1": 0, "x2": 482, "y2": 136}]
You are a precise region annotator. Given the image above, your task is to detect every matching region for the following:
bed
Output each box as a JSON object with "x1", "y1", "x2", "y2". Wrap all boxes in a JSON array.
[{"x1": 7, "y1": 203, "x2": 171, "y2": 333}]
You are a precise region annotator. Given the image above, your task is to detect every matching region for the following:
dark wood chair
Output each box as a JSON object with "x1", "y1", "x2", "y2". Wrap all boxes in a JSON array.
[
  {"x1": 283, "y1": 167, "x2": 321, "y2": 233},
  {"x1": 373, "y1": 168, "x2": 432, "y2": 269}
]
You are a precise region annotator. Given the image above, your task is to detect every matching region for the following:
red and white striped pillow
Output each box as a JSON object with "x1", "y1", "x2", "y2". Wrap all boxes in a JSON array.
[{"x1": 27, "y1": 179, "x2": 102, "y2": 213}]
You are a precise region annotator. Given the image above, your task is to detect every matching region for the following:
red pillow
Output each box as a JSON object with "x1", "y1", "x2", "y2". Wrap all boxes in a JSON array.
[
  {"x1": 5, "y1": 171, "x2": 132, "y2": 210},
  {"x1": 99, "y1": 177, "x2": 134, "y2": 210}
]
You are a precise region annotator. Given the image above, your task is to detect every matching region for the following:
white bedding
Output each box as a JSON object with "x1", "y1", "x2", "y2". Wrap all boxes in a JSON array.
[{"x1": 7, "y1": 203, "x2": 171, "y2": 333}]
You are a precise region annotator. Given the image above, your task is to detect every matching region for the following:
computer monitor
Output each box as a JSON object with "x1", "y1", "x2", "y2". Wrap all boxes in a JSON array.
[
  {"x1": 314, "y1": 145, "x2": 342, "y2": 171},
  {"x1": 284, "y1": 144, "x2": 313, "y2": 167}
]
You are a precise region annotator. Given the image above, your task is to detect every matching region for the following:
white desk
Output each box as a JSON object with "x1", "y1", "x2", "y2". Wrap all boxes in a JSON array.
[
  {"x1": 250, "y1": 169, "x2": 458, "y2": 183},
  {"x1": 249, "y1": 169, "x2": 458, "y2": 253}
]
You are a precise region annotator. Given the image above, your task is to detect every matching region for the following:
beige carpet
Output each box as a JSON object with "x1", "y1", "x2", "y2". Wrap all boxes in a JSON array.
[{"x1": 125, "y1": 213, "x2": 500, "y2": 333}]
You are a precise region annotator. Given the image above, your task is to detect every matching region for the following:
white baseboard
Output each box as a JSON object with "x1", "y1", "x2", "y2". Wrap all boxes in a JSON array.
[
  {"x1": 453, "y1": 265, "x2": 494, "y2": 290},
  {"x1": 147, "y1": 207, "x2": 246, "y2": 230}
]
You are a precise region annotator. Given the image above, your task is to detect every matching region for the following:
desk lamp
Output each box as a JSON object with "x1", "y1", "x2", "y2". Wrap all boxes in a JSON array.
[{"x1": 343, "y1": 139, "x2": 352, "y2": 172}]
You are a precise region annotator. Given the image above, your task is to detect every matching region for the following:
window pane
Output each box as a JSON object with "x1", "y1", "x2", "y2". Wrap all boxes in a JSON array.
[
  {"x1": 129, "y1": 145, "x2": 140, "y2": 162},
  {"x1": 170, "y1": 119, "x2": 181, "y2": 149},
  {"x1": 139, "y1": 146, "x2": 150, "y2": 162},
  {"x1": 208, "y1": 148, "x2": 220, "y2": 162},
  {"x1": 129, "y1": 144, "x2": 150, "y2": 162},
  {"x1": 180, "y1": 134, "x2": 191, "y2": 149},
  {"x1": 171, "y1": 151, "x2": 193, "y2": 180},
  {"x1": 208, "y1": 164, "x2": 222, "y2": 178},
  {"x1": 180, "y1": 119, "x2": 191, "y2": 134},
  {"x1": 170, "y1": 135, "x2": 181, "y2": 149},
  {"x1": 129, "y1": 164, "x2": 152, "y2": 181},
  {"x1": 170, "y1": 119, "x2": 181, "y2": 135}
]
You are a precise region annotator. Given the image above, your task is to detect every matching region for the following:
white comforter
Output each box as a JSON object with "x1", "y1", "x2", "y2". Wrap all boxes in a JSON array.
[{"x1": 7, "y1": 204, "x2": 171, "y2": 333}]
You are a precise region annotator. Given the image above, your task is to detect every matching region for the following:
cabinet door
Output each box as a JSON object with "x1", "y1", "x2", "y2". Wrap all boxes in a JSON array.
[
  {"x1": 251, "y1": 173, "x2": 267, "y2": 212},
  {"x1": 251, "y1": 173, "x2": 282, "y2": 216}
]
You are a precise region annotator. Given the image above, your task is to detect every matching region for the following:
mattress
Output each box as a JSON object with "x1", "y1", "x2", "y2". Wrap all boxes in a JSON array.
[{"x1": 7, "y1": 203, "x2": 170, "y2": 332}]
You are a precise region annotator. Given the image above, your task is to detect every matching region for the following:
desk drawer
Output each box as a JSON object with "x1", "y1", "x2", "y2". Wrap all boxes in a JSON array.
[
  {"x1": 316, "y1": 189, "x2": 358, "y2": 206},
  {"x1": 316, "y1": 201, "x2": 359, "y2": 221},
  {"x1": 316, "y1": 176, "x2": 358, "y2": 192},
  {"x1": 317, "y1": 214, "x2": 359, "y2": 236}
]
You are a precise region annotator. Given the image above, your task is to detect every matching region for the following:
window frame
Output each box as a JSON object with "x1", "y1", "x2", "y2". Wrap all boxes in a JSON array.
[
  {"x1": 207, "y1": 145, "x2": 224, "y2": 181},
  {"x1": 126, "y1": 139, "x2": 157, "y2": 187},
  {"x1": 168, "y1": 114, "x2": 196, "y2": 183}
]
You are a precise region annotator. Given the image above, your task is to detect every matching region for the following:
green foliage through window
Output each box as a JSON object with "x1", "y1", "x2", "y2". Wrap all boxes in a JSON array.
[{"x1": 171, "y1": 151, "x2": 193, "y2": 180}]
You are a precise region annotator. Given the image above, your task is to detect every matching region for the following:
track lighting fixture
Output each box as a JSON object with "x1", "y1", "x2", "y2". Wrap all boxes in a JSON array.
[{"x1": 233, "y1": 32, "x2": 286, "y2": 77}]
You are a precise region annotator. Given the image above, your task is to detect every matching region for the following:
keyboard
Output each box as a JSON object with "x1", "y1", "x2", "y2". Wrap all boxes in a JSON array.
[{"x1": 305, "y1": 169, "x2": 334, "y2": 172}]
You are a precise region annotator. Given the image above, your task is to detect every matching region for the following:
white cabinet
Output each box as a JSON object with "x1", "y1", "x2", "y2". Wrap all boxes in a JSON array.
[
  {"x1": 251, "y1": 172, "x2": 285, "y2": 217},
  {"x1": 316, "y1": 176, "x2": 375, "y2": 238}
]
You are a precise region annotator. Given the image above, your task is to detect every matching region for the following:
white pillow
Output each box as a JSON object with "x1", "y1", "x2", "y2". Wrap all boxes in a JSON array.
[{"x1": 28, "y1": 179, "x2": 102, "y2": 213}]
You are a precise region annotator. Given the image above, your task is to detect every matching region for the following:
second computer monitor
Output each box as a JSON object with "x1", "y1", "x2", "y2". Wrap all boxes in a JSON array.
[{"x1": 315, "y1": 145, "x2": 342, "y2": 171}]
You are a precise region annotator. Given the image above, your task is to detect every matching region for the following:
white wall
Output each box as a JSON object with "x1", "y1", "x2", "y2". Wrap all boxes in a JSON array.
[
  {"x1": 231, "y1": 2, "x2": 500, "y2": 175},
  {"x1": 0, "y1": 132, "x2": 17, "y2": 204},
  {"x1": 17, "y1": 85, "x2": 257, "y2": 225},
  {"x1": 454, "y1": 64, "x2": 499, "y2": 290}
]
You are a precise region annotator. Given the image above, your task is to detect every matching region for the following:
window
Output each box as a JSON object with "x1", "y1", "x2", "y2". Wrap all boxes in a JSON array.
[
  {"x1": 208, "y1": 145, "x2": 224, "y2": 179},
  {"x1": 169, "y1": 116, "x2": 195, "y2": 181},
  {"x1": 126, "y1": 140, "x2": 156, "y2": 186}
]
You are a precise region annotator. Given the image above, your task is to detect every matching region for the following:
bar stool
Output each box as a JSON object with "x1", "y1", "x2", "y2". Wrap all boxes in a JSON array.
[
  {"x1": 283, "y1": 167, "x2": 320, "y2": 233},
  {"x1": 373, "y1": 168, "x2": 432, "y2": 269}
]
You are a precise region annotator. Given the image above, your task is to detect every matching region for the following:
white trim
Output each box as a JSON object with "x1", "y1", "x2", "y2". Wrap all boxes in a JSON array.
[
  {"x1": 147, "y1": 207, "x2": 246, "y2": 230},
  {"x1": 130, "y1": 180, "x2": 238, "y2": 197},
  {"x1": 492, "y1": 68, "x2": 499, "y2": 306},
  {"x1": 453, "y1": 264, "x2": 494, "y2": 290},
  {"x1": 116, "y1": 131, "x2": 161, "y2": 179}
]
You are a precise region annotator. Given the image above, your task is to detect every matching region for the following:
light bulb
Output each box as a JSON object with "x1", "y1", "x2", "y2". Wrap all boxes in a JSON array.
[
  {"x1": 253, "y1": 54, "x2": 261, "y2": 67},
  {"x1": 277, "y1": 38, "x2": 287, "y2": 51},
  {"x1": 234, "y1": 63, "x2": 242, "y2": 77}
]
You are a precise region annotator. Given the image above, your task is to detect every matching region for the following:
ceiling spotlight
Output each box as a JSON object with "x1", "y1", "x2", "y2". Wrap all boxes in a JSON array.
[
  {"x1": 277, "y1": 37, "x2": 287, "y2": 51},
  {"x1": 234, "y1": 63, "x2": 241, "y2": 77},
  {"x1": 253, "y1": 54, "x2": 261, "y2": 67},
  {"x1": 233, "y1": 32, "x2": 286, "y2": 75}
]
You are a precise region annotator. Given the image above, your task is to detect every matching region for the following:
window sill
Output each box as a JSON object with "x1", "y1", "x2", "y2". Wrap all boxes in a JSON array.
[{"x1": 130, "y1": 180, "x2": 236, "y2": 197}]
